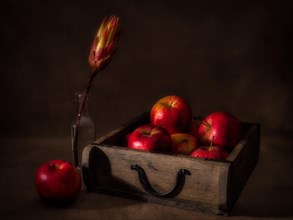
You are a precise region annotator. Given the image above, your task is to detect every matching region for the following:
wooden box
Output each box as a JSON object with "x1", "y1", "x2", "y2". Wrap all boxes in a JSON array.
[{"x1": 81, "y1": 113, "x2": 260, "y2": 215}]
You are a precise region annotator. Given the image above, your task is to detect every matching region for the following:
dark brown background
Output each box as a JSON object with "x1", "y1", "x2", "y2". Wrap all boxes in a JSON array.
[{"x1": 1, "y1": 0, "x2": 293, "y2": 219}]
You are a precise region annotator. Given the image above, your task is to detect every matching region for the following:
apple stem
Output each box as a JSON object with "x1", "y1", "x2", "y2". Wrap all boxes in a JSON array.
[
  {"x1": 50, "y1": 163, "x2": 59, "y2": 170},
  {"x1": 209, "y1": 136, "x2": 215, "y2": 150},
  {"x1": 182, "y1": 139, "x2": 188, "y2": 143}
]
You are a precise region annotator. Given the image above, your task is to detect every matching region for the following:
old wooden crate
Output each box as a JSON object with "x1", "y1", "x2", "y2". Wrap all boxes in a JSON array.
[{"x1": 81, "y1": 112, "x2": 260, "y2": 215}]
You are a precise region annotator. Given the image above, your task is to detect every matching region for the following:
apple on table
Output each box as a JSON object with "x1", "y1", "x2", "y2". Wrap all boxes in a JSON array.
[{"x1": 34, "y1": 160, "x2": 81, "y2": 205}]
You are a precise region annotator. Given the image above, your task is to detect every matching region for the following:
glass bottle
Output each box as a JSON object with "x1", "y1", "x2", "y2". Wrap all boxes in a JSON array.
[{"x1": 71, "y1": 92, "x2": 95, "y2": 169}]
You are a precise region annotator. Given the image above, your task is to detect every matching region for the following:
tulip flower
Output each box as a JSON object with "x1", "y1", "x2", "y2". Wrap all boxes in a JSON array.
[
  {"x1": 72, "y1": 15, "x2": 121, "y2": 167},
  {"x1": 88, "y1": 15, "x2": 120, "y2": 71}
]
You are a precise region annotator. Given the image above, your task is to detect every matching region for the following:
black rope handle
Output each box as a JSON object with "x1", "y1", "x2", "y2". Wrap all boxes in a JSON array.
[{"x1": 130, "y1": 164, "x2": 191, "y2": 198}]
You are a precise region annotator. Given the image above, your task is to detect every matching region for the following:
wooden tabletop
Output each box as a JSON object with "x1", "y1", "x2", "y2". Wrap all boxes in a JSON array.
[{"x1": 1, "y1": 134, "x2": 292, "y2": 220}]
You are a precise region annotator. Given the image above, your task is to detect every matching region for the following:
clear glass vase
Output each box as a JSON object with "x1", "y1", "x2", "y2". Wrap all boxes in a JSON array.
[{"x1": 71, "y1": 92, "x2": 95, "y2": 169}]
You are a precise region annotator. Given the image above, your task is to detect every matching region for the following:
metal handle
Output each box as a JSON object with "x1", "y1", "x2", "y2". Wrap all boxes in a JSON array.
[{"x1": 130, "y1": 164, "x2": 191, "y2": 198}]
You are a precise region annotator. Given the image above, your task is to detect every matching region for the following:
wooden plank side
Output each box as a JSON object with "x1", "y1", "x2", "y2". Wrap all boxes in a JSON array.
[
  {"x1": 82, "y1": 144, "x2": 231, "y2": 214},
  {"x1": 225, "y1": 123, "x2": 260, "y2": 212}
]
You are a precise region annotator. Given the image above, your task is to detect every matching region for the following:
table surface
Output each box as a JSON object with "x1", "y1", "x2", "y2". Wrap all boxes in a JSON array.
[{"x1": 1, "y1": 134, "x2": 293, "y2": 220}]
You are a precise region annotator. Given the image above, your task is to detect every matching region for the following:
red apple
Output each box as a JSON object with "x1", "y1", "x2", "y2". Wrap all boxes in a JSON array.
[
  {"x1": 189, "y1": 119, "x2": 201, "y2": 137},
  {"x1": 35, "y1": 160, "x2": 81, "y2": 204},
  {"x1": 150, "y1": 95, "x2": 192, "y2": 134},
  {"x1": 198, "y1": 111, "x2": 242, "y2": 149},
  {"x1": 171, "y1": 133, "x2": 199, "y2": 155},
  {"x1": 190, "y1": 146, "x2": 229, "y2": 160},
  {"x1": 128, "y1": 124, "x2": 171, "y2": 152}
]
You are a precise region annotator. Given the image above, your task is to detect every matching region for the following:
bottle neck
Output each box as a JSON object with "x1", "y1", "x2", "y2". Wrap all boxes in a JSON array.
[{"x1": 75, "y1": 92, "x2": 90, "y2": 116}]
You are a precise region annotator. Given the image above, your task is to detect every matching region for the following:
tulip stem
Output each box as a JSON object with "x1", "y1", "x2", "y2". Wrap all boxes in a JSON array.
[
  {"x1": 72, "y1": 69, "x2": 99, "y2": 167},
  {"x1": 72, "y1": 15, "x2": 120, "y2": 167}
]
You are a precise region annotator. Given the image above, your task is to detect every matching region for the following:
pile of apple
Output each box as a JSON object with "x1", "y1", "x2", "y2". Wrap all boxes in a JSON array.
[
  {"x1": 34, "y1": 95, "x2": 243, "y2": 205},
  {"x1": 127, "y1": 95, "x2": 243, "y2": 160}
]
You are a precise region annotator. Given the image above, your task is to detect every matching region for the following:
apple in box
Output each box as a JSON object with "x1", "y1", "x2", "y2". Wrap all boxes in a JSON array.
[
  {"x1": 171, "y1": 133, "x2": 199, "y2": 155},
  {"x1": 150, "y1": 95, "x2": 192, "y2": 134},
  {"x1": 128, "y1": 124, "x2": 171, "y2": 152},
  {"x1": 34, "y1": 160, "x2": 81, "y2": 204},
  {"x1": 198, "y1": 111, "x2": 242, "y2": 149},
  {"x1": 190, "y1": 145, "x2": 229, "y2": 160},
  {"x1": 189, "y1": 119, "x2": 201, "y2": 137}
]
